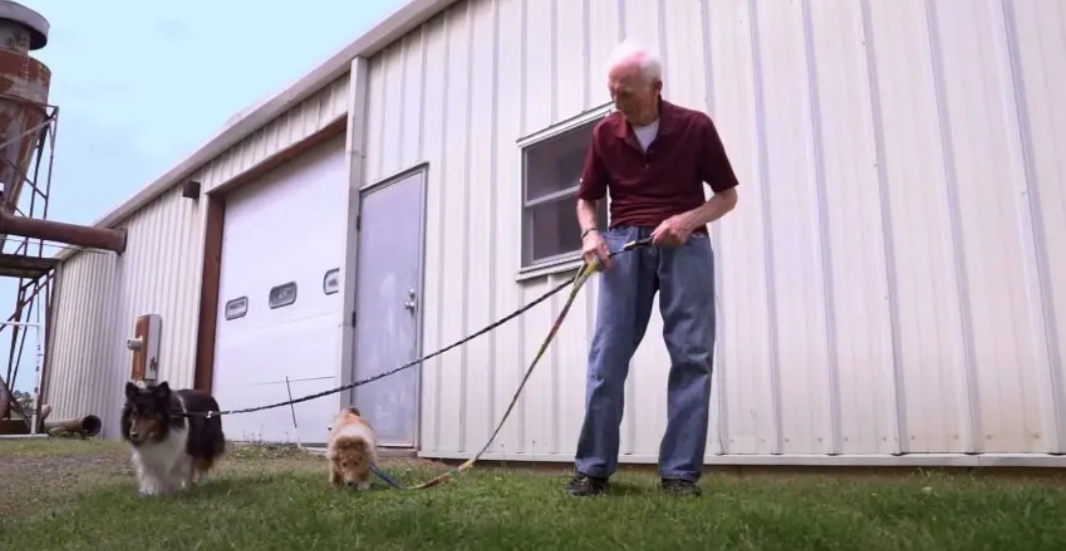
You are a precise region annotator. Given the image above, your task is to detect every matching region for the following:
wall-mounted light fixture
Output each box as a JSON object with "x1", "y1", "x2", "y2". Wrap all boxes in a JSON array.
[{"x1": 182, "y1": 180, "x2": 202, "y2": 200}]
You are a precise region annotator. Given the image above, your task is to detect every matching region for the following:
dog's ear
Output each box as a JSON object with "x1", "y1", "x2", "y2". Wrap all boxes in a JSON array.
[
  {"x1": 153, "y1": 381, "x2": 171, "y2": 400},
  {"x1": 347, "y1": 406, "x2": 361, "y2": 416},
  {"x1": 125, "y1": 381, "x2": 139, "y2": 400}
]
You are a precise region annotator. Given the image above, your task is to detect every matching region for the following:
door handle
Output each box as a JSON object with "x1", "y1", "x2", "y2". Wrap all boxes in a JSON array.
[{"x1": 404, "y1": 288, "x2": 417, "y2": 311}]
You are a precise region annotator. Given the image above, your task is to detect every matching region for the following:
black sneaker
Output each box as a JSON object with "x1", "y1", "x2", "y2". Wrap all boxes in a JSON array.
[
  {"x1": 661, "y1": 478, "x2": 702, "y2": 497},
  {"x1": 565, "y1": 473, "x2": 609, "y2": 496}
]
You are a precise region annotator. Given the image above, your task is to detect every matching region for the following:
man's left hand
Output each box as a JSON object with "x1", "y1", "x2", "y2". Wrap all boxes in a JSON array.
[{"x1": 651, "y1": 215, "x2": 695, "y2": 248}]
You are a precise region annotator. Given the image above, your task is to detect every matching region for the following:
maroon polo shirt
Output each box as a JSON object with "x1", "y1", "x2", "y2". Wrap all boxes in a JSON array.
[{"x1": 577, "y1": 98, "x2": 739, "y2": 233}]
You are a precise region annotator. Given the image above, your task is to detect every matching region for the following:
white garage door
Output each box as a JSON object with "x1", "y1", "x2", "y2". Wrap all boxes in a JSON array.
[{"x1": 212, "y1": 135, "x2": 347, "y2": 445}]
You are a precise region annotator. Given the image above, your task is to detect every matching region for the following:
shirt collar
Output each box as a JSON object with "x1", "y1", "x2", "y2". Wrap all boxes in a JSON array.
[{"x1": 612, "y1": 96, "x2": 678, "y2": 139}]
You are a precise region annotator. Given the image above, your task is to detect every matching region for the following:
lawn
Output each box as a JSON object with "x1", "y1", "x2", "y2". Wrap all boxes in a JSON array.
[{"x1": 2, "y1": 438, "x2": 1065, "y2": 550}]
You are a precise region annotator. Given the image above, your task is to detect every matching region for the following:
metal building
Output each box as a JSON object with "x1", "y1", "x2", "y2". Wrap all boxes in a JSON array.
[{"x1": 43, "y1": 0, "x2": 1066, "y2": 468}]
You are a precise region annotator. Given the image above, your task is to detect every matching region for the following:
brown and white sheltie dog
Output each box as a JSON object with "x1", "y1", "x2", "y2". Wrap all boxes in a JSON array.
[
  {"x1": 120, "y1": 380, "x2": 226, "y2": 497},
  {"x1": 326, "y1": 406, "x2": 378, "y2": 490}
]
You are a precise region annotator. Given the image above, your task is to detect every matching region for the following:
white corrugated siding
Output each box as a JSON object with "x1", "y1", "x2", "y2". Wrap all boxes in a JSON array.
[
  {"x1": 44, "y1": 186, "x2": 203, "y2": 435},
  {"x1": 197, "y1": 77, "x2": 349, "y2": 193},
  {"x1": 44, "y1": 76, "x2": 350, "y2": 438},
  {"x1": 362, "y1": 0, "x2": 1066, "y2": 460}
]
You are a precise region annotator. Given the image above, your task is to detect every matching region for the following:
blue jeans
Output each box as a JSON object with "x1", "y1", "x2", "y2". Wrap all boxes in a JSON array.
[{"x1": 574, "y1": 225, "x2": 716, "y2": 482}]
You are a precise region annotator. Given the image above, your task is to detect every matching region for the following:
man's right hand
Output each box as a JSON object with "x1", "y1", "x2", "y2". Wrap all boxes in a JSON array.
[{"x1": 581, "y1": 231, "x2": 611, "y2": 270}]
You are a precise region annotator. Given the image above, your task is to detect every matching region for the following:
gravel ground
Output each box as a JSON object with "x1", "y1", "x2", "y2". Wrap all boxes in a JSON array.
[{"x1": 0, "y1": 439, "x2": 128, "y2": 518}]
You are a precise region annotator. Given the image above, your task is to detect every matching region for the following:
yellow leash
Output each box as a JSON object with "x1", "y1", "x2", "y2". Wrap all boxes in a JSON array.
[{"x1": 388, "y1": 238, "x2": 651, "y2": 490}]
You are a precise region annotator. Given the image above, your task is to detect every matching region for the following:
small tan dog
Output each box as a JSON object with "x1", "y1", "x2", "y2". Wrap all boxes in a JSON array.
[{"x1": 326, "y1": 406, "x2": 377, "y2": 490}]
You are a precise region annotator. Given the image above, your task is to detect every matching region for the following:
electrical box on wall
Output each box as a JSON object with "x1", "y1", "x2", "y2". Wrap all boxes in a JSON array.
[{"x1": 127, "y1": 314, "x2": 162, "y2": 383}]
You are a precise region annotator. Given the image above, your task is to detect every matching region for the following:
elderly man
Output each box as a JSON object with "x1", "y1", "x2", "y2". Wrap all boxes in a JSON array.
[{"x1": 566, "y1": 41, "x2": 739, "y2": 497}]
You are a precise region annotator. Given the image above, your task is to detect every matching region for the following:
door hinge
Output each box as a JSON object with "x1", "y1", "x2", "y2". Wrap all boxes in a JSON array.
[
  {"x1": 355, "y1": 215, "x2": 361, "y2": 231},
  {"x1": 351, "y1": 310, "x2": 357, "y2": 326}
]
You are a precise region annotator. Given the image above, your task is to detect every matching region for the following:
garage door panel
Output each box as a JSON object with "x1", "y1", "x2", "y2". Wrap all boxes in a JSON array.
[
  {"x1": 214, "y1": 315, "x2": 338, "y2": 385},
  {"x1": 218, "y1": 247, "x2": 345, "y2": 321},
  {"x1": 214, "y1": 376, "x2": 336, "y2": 445},
  {"x1": 223, "y1": 138, "x2": 346, "y2": 226},
  {"x1": 217, "y1": 252, "x2": 340, "y2": 316},
  {"x1": 218, "y1": 283, "x2": 340, "y2": 330},
  {"x1": 220, "y1": 224, "x2": 344, "y2": 282},
  {"x1": 224, "y1": 194, "x2": 344, "y2": 246}
]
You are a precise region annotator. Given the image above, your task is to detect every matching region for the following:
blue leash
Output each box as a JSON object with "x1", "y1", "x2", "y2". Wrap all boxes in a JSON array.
[{"x1": 371, "y1": 463, "x2": 406, "y2": 489}]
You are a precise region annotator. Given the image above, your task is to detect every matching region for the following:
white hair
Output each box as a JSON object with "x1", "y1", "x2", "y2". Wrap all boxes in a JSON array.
[{"x1": 604, "y1": 38, "x2": 663, "y2": 84}]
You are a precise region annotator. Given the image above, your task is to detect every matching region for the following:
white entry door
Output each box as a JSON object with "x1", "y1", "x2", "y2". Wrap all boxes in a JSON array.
[{"x1": 350, "y1": 169, "x2": 426, "y2": 448}]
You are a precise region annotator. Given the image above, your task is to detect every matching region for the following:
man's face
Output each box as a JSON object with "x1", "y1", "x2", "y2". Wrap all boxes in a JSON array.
[{"x1": 608, "y1": 63, "x2": 661, "y2": 121}]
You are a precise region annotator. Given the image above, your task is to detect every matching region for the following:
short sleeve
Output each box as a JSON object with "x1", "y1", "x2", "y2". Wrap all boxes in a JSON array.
[
  {"x1": 577, "y1": 125, "x2": 608, "y2": 201},
  {"x1": 697, "y1": 113, "x2": 739, "y2": 194}
]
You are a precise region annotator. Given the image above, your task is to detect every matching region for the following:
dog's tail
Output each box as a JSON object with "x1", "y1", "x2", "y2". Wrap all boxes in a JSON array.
[{"x1": 214, "y1": 427, "x2": 227, "y2": 458}]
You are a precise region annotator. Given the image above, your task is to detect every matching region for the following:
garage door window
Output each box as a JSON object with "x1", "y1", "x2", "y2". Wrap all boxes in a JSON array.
[
  {"x1": 224, "y1": 296, "x2": 248, "y2": 320},
  {"x1": 269, "y1": 282, "x2": 298, "y2": 309},
  {"x1": 323, "y1": 268, "x2": 340, "y2": 295}
]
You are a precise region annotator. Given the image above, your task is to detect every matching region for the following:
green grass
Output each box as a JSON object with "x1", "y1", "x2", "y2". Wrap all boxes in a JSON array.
[{"x1": 2, "y1": 439, "x2": 1065, "y2": 550}]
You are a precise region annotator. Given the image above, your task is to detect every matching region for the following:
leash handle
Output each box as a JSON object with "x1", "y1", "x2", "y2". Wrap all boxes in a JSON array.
[
  {"x1": 585, "y1": 237, "x2": 652, "y2": 272},
  {"x1": 623, "y1": 237, "x2": 653, "y2": 251}
]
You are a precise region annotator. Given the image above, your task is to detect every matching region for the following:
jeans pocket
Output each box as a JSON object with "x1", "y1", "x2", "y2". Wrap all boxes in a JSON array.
[{"x1": 602, "y1": 227, "x2": 627, "y2": 246}]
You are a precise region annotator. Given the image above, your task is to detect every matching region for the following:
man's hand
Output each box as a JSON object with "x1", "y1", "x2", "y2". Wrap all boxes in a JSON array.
[
  {"x1": 651, "y1": 214, "x2": 696, "y2": 248},
  {"x1": 581, "y1": 231, "x2": 611, "y2": 270}
]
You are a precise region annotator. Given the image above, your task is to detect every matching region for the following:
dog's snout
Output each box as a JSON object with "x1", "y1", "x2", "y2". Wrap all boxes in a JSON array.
[{"x1": 129, "y1": 429, "x2": 140, "y2": 439}]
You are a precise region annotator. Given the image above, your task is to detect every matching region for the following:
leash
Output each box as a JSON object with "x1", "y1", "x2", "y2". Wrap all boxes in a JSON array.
[
  {"x1": 372, "y1": 237, "x2": 652, "y2": 490},
  {"x1": 179, "y1": 236, "x2": 652, "y2": 488},
  {"x1": 181, "y1": 280, "x2": 569, "y2": 418},
  {"x1": 370, "y1": 463, "x2": 406, "y2": 489},
  {"x1": 180, "y1": 237, "x2": 651, "y2": 420}
]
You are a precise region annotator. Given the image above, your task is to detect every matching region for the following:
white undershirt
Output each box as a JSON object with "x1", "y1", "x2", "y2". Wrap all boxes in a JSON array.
[{"x1": 632, "y1": 119, "x2": 660, "y2": 152}]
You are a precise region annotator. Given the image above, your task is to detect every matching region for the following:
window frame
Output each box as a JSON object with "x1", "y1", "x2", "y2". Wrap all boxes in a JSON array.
[{"x1": 516, "y1": 103, "x2": 613, "y2": 278}]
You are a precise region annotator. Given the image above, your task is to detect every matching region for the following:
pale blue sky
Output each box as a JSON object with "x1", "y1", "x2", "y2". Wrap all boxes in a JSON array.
[{"x1": 4, "y1": 0, "x2": 404, "y2": 393}]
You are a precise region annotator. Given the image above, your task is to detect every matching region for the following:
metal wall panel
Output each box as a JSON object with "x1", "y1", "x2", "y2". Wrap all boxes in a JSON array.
[
  {"x1": 43, "y1": 75, "x2": 350, "y2": 438},
  {"x1": 362, "y1": 0, "x2": 1066, "y2": 461},
  {"x1": 198, "y1": 76, "x2": 350, "y2": 193},
  {"x1": 43, "y1": 185, "x2": 203, "y2": 437}
]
